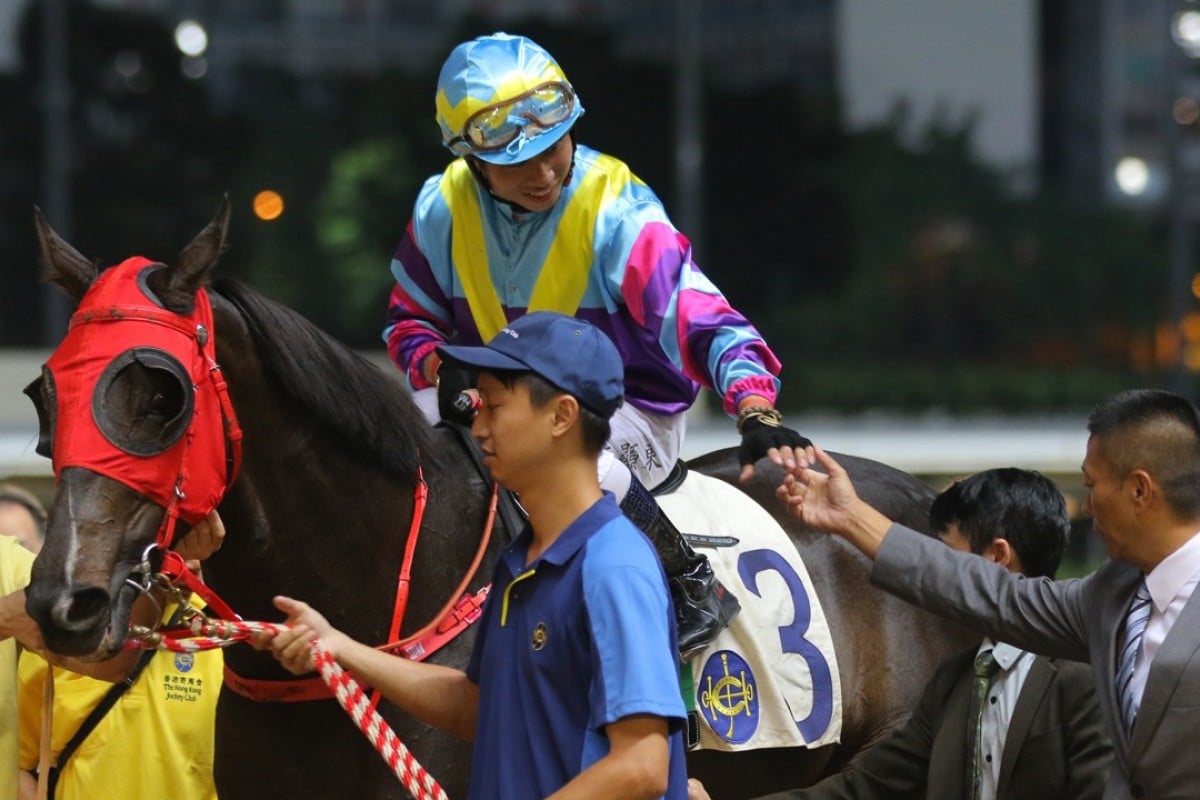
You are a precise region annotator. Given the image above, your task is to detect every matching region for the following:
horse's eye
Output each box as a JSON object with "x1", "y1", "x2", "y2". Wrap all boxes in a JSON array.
[{"x1": 145, "y1": 388, "x2": 178, "y2": 419}]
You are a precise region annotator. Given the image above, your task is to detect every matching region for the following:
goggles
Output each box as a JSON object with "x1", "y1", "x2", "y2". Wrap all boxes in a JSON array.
[{"x1": 447, "y1": 81, "x2": 575, "y2": 157}]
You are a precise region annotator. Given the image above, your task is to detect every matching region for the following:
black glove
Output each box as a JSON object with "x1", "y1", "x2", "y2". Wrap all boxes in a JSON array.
[
  {"x1": 436, "y1": 362, "x2": 480, "y2": 426},
  {"x1": 737, "y1": 408, "x2": 812, "y2": 467}
]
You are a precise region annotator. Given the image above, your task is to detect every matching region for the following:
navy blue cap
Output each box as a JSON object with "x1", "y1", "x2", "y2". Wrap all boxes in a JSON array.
[{"x1": 437, "y1": 312, "x2": 624, "y2": 418}]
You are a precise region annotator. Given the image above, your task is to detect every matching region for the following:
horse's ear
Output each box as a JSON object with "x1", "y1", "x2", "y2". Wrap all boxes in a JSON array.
[
  {"x1": 151, "y1": 196, "x2": 231, "y2": 313},
  {"x1": 34, "y1": 206, "x2": 98, "y2": 302}
]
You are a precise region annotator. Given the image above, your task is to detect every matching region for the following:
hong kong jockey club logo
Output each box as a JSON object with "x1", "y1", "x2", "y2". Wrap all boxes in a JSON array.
[
  {"x1": 698, "y1": 650, "x2": 758, "y2": 743},
  {"x1": 531, "y1": 621, "x2": 548, "y2": 651}
]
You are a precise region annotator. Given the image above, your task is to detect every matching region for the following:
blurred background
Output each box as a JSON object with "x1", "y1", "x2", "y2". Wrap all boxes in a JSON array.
[{"x1": 2, "y1": 0, "x2": 1198, "y2": 569}]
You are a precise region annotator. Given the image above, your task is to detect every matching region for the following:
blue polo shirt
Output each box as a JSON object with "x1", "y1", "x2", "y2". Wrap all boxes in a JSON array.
[{"x1": 465, "y1": 493, "x2": 688, "y2": 799}]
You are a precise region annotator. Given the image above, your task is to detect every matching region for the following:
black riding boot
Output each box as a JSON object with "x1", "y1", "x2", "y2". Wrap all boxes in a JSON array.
[{"x1": 620, "y1": 477, "x2": 741, "y2": 658}]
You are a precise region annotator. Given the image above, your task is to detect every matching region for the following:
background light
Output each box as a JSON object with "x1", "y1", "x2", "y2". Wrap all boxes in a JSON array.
[
  {"x1": 1175, "y1": 97, "x2": 1200, "y2": 125},
  {"x1": 174, "y1": 20, "x2": 208, "y2": 57},
  {"x1": 253, "y1": 190, "x2": 285, "y2": 221},
  {"x1": 1115, "y1": 157, "x2": 1150, "y2": 196}
]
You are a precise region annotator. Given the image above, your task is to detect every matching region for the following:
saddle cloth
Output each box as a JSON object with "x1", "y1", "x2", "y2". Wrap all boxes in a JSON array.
[{"x1": 658, "y1": 472, "x2": 843, "y2": 752}]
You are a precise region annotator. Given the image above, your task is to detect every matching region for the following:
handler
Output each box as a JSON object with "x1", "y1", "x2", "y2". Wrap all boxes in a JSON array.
[
  {"x1": 264, "y1": 312, "x2": 688, "y2": 799},
  {"x1": 383, "y1": 32, "x2": 810, "y2": 654}
]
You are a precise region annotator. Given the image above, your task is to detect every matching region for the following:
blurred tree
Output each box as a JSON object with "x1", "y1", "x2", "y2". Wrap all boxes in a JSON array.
[
  {"x1": 770, "y1": 106, "x2": 1163, "y2": 410},
  {"x1": 702, "y1": 78, "x2": 846, "y2": 325},
  {"x1": 220, "y1": 62, "x2": 441, "y2": 344},
  {"x1": 316, "y1": 138, "x2": 417, "y2": 339}
]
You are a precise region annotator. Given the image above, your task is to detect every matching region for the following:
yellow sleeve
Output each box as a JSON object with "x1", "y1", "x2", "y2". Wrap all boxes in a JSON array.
[
  {"x1": 0, "y1": 534, "x2": 33, "y2": 593},
  {"x1": 16, "y1": 649, "x2": 49, "y2": 770}
]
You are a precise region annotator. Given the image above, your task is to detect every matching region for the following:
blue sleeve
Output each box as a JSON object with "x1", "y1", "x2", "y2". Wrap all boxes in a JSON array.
[
  {"x1": 582, "y1": 527, "x2": 686, "y2": 726},
  {"x1": 465, "y1": 590, "x2": 500, "y2": 686}
]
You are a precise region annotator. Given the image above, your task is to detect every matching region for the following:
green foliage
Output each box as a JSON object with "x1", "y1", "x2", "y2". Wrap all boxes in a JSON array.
[
  {"x1": 316, "y1": 139, "x2": 415, "y2": 337},
  {"x1": 788, "y1": 360, "x2": 1140, "y2": 414},
  {"x1": 759, "y1": 109, "x2": 1167, "y2": 412}
]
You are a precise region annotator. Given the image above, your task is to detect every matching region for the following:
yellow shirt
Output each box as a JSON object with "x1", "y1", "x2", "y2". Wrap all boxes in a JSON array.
[
  {"x1": 1, "y1": 536, "x2": 34, "y2": 800},
  {"x1": 18, "y1": 605, "x2": 222, "y2": 800}
]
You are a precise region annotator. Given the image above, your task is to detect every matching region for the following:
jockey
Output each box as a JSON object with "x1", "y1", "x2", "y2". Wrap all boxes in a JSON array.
[{"x1": 382, "y1": 31, "x2": 810, "y2": 656}]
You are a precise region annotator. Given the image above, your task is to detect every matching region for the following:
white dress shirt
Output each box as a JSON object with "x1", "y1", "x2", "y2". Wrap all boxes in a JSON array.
[
  {"x1": 974, "y1": 640, "x2": 1034, "y2": 800},
  {"x1": 1128, "y1": 530, "x2": 1200, "y2": 717}
]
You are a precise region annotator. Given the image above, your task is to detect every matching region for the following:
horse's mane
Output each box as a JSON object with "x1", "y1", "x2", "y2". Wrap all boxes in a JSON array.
[{"x1": 213, "y1": 278, "x2": 436, "y2": 479}]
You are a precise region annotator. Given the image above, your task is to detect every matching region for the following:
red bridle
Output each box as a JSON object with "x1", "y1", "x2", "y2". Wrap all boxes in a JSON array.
[
  {"x1": 47, "y1": 257, "x2": 494, "y2": 703},
  {"x1": 44, "y1": 256, "x2": 243, "y2": 548}
]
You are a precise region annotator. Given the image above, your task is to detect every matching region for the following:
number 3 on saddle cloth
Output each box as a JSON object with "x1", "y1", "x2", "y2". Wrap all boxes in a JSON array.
[{"x1": 657, "y1": 473, "x2": 843, "y2": 752}]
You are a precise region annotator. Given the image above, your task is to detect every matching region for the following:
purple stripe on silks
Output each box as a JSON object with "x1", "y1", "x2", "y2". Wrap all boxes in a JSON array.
[
  {"x1": 678, "y1": 303, "x2": 783, "y2": 411},
  {"x1": 682, "y1": 303, "x2": 782, "y2": 372},
  {"x1": 577, "y1": 307, "x2": 699, "y2": 415},
  {"x1": 674, "y1": 299, "x2": 771, "y2": 376},
  {"x1": 622, "y1": 224, "x2": 690, "y2": 330},
  {"x1": 435, "y1": 302, "x2": 699, "y2": 415},
  {"x1": 630, "y1": 229, "x2": 691, "y2": 334},
  {"x1": 394, "y1": 228, "x2": 451, "y2": 312},
  {"x1": 445, "y1": 298, "x2": 494, "y2": 346}
]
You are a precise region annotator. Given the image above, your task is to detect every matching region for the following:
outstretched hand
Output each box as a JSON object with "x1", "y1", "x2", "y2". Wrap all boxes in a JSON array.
[
  {"x1": 774, "y1": 445, "x2": 893, "y2": 558},
  {"x1": 774, "y1": 444, "x2": 860, "y2": 529}
]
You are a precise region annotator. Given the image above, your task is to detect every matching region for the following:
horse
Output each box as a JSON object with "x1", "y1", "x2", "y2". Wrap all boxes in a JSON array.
[{"x1": 23, "y1": 203, "x2": 975, "y2": 799}]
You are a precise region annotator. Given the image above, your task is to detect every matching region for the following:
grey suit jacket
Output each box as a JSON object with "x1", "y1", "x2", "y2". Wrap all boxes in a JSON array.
[
  {"x1": 778, "y1": 648, "x2": 1111, "y2": 800},
  {"x1": 871, "y1": 524, "x2": 1200, "y2": 800}
]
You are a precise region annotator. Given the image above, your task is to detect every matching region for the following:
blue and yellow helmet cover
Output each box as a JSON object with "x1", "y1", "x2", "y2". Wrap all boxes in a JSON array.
[{"x1": 436, "y1": 32, "x2": 585, "y2": 165}]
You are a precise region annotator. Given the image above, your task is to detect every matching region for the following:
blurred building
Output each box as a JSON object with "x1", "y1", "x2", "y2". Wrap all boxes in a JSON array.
[
  {"x1": 838, "y1": 1, "x2": 1038, "y2": 185},
  {"x1": 1, "y1": 0, "x2": 1039, "y2": 167},
  {"x1": 11, "y1": 0, "x2": 1197, "y2": 204},
  {"x1": 1041, "y1": 0, "x2": 1200, "y2": 212},
  {"x1": 32, "y1": 0, "x2": 835, "y2": 99}
]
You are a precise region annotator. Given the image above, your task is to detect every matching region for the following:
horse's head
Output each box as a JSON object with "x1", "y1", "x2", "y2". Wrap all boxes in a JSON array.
[{"x1": 25, "y1": 201, "x2": 241, "y2": 658}]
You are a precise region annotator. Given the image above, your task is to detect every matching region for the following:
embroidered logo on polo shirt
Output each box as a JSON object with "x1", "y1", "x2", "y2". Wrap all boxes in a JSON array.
[
  {"x1": 531, "y1": 621, "x2": 549, "y2": 651},
  {"x1": 698, "y1": 650, "x2": 759, "y2": 743}
]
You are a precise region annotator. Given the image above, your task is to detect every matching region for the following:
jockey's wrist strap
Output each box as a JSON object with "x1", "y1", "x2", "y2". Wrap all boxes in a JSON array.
[{"x1": 737, "y1": 405, "x2": 783, "y2": 433}]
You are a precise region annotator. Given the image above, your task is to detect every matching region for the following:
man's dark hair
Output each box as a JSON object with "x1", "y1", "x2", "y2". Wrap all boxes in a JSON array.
[
  {"x1": 929, "y1": 468, "x2": 1069, "y2": 578},
  {"x1": 492, "y1": 370, "x2": 611, "y2": 455},
  {"x1": 1087, "y1": 388, "x2": 1200, "y2": 518}
]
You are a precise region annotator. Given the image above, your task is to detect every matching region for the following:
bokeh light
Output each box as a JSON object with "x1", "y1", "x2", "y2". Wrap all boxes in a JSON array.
[
  {"x1": 174, "y1": 20, "x2": 209, "y2": 57},
  {"x1": 1114, "y1": 157, "x2": 1150, "y2": 196},
  {"x1": 1175, "y1": 97, "x2": 1200, "y2": 125},
  {"x1": 253, "y1": 190, "x2": 285, "y2": 221}
]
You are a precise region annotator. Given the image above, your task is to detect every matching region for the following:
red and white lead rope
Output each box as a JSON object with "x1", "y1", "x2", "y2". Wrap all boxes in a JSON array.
[{"x1": 130, "y1": 618, "x2": 449, "y2": 800}]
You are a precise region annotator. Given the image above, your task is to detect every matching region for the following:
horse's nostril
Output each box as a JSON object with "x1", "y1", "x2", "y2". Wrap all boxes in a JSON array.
[{"x1": 52, "y1": 587, "x2": 112, "y2": 632}]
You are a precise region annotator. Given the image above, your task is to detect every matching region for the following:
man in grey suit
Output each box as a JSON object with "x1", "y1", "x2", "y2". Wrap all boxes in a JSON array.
[
  {"x1": 688, "y1": 469, "x2": 1112, "y2": 800},
  {"x1": 774, "y1": 388, "x2": 1200, "y2": 800}
]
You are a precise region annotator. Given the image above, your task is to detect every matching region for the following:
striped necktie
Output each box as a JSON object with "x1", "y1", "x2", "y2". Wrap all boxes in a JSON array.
[
  {"x1": 967, "y1": 648, "x2": 1001, "y2": 800},
  {"x1": 1116, "y1": 578, "x2": 1152, "y2": 736}
]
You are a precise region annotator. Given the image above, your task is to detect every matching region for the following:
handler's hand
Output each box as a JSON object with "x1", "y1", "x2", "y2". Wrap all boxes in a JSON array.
[
  {"x1": 173, "y1": 510, "x2": 225, "y2": 571},
  {"x1": 774, "y1": 444, "x2": 863, "y2": 533},
  {"x1": 255, "y1": 595, "x2": 340, "y2": 675},
  {"x1": 688, "y1": 779, "x2": 714, "y2": 800},
  {"x1": 0, "y1": 590, "x2": 43, "y2": 650}
]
